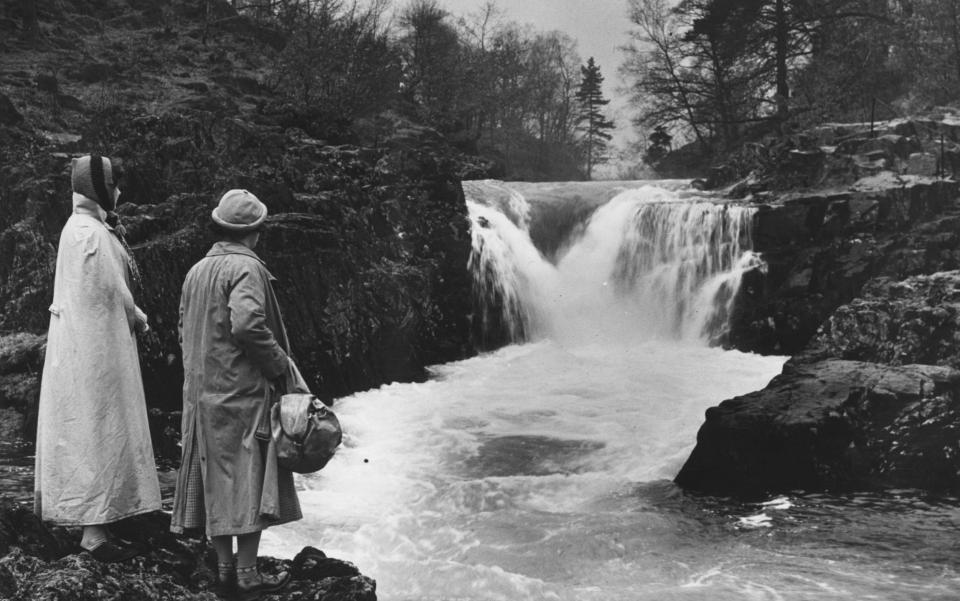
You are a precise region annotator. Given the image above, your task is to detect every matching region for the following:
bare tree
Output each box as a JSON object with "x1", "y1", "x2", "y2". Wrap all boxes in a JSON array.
[{"x1": 622, "y1": 0, "x2": 709, "y2": 148}]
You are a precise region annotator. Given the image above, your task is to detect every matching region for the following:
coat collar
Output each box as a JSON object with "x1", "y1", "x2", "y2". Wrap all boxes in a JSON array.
[
  {"x1": 206, "y1": 241, "x2": 266, "y2": 265},
  {"x1": 72, "y1": 193, "x2": 107, "y2": 223}
]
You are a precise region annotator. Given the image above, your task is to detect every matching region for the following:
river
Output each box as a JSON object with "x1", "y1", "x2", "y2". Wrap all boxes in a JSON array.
[{"x1": 258, "y1": 180, "x2": 960, "y2": 600}]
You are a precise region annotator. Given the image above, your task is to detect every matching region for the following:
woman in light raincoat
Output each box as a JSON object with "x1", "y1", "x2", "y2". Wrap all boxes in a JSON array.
[
  {"x1": 34, "y1": 154, "x2": 161, "y2": 563},
  {"x1": 171, "y1": 189, "x2": 300, "y2": 596}
]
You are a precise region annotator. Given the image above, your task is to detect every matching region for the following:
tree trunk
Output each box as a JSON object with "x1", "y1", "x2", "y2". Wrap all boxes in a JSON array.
[
  {"x1": 708, "y1": 41, "x2": 736, "y2": 147},
  {"x1": 774, "y1": 0, "x2": 790, "y2": 124},
  {"x1": 584, "y1": 98, "x2": 594, "y2": 180},
  {"x1": 585, "y1": 138, "x2": 593, "y2": 180}
]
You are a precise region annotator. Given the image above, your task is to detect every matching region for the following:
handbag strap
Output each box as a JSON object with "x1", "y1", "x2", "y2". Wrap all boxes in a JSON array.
[{"x1": 285, "y1": 358, "x2": 311, "y2": 394}]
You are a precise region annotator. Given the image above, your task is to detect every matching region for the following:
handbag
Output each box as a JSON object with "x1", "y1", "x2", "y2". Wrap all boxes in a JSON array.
[{"x1": 270, "y1": 360, "x2": 342, "y2": 474}]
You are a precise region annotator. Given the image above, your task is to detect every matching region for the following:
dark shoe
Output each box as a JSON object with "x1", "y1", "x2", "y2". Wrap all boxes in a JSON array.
[
  {"x1": 236, "y1": 566, "x2": 291, "y2": 599},
  {"x1": 85, "y1": 540, "x2": 141, "y2": 563}
]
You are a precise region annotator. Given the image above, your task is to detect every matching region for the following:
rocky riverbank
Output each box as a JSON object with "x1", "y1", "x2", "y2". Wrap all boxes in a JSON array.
[
  {"x1": 678, "y1": 112, "x2": 960, "y2": 496},
  {"x1": 0, "y1": 497, "x2": 375, "y2": 600}
]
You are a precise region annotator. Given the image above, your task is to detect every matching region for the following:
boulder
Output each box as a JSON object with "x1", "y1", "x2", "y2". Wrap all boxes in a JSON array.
[
  {"x1": 853, "y1": 153, "x2": 888, "y2": 177},
  {"x1": 906, "y1": 152, "x2": 938, "y2": 176},
  {"x1": 857, "y1": 134, "x2": 921, "y2": 160},
  {"x1": 675, "y1": 359, "x2": 960, "y2": 495},
  {"x1": 813, "y1": 271, "x2": 960, "y2": 368}
]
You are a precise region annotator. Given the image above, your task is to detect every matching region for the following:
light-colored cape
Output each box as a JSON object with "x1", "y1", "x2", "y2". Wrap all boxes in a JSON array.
[{"x1": 34, "y1": 194, "x2": 161, "y2": 525}]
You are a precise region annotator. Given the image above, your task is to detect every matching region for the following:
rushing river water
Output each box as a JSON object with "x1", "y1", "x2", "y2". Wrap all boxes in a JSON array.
[
  {"x1": 7, "y1": 179, "x2": 960, "y2": 599},
  {"x1": 257, "y1": 180, "x2": 960, "y2": 600}
]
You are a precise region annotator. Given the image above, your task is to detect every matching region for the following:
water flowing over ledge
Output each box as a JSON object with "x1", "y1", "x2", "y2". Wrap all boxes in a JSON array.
[
  {"x1": 465, "y1": 180, "x2": 764, "y2": 348},
  {"x1": 256, "y1": 172, "x2": 960, "y2": 601}
]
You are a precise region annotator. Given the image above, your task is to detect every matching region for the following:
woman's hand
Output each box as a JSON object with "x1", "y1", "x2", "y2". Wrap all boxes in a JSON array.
[{"x1": 134, "y1": 306, "x2": 150, "y2": 333}]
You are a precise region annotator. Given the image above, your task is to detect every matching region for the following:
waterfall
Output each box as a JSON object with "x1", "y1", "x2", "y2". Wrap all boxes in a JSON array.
[{"x1": 467, "y1": 181, "x2": 764, "y2": 346}]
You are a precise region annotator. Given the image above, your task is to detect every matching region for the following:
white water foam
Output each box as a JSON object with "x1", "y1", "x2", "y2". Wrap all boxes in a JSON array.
[
  {"x1": 257, "y1": 181, "x2": 960, "y2": 601},
  {"x1": 467, "y1": 183, "x2": 762, "y2": 346},
  {"x1": 260, "y1": 340, "x2": 786, "y2": 600},
  {"x1": 261, "y1": 182, "x2": 788, "y2": 598}
]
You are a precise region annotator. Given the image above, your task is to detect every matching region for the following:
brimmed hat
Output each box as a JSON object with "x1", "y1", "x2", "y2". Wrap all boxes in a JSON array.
[
  {"x1": 211, "y1": 189, "x2": 267, "y2": 232},
  {"x1": 72, "y1": 154, "x2": 119, "y2": 212}
]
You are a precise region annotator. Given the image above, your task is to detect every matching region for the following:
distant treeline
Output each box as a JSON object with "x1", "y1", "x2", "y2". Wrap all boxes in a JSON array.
[
  {"x1": 226, "y1": 0, "x2": 620, "y2": 181},
  {"x1": 624, "y1": 0, "x2": 960, "y2": 166}
]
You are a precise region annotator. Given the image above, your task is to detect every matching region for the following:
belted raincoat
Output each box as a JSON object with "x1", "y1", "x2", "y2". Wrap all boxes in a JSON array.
[
  {"x1": 34, "y1": 194, "x2": 161, "y2": 525},
  {"x1": 170, "y1": 241, "x2": 302, "y2": 537}
]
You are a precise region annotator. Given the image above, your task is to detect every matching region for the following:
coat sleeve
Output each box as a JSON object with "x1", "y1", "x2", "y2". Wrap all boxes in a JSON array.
[
  {"x1": 227, "y1": 264, "x2": 289, "y2": 380},
  {"x1": 76, "y1": 225, "x2": 137, "y2": 332}
]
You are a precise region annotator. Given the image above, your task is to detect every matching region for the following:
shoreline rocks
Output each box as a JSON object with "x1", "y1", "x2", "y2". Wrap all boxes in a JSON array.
[
  {"x1": 0, "y1": 497, "x2": 376, "y2": 601},
  {"x1": 675, "y1": 358, "x2": 960, "y2": 496},
  {"x1": 680, "y1": 117, "x2": 960, "y2": 497}
]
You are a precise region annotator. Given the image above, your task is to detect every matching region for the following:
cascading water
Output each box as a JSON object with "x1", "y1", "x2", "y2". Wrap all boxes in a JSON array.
[
  {"x1": 467, "y1": 181, "x2": 764, "y2": 345},
  {"x1": 259, "y1": 180, "x2": 960, "y2": 601}
]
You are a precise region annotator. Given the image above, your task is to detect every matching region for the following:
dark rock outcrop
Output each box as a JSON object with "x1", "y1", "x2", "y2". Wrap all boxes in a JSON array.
[
  {"x1": 813, "y1": 271, "x2": 960, "y2": 367},
  {"x1": 0, "y1": 334, "x2": 44, "y2": 440},
  {"x1": 0, "y1": 498, "x2": 376, "y2": 601},
  {"x1": 728, "y1": 175, "x2": 960, "y2": 354},
  {"x1": 675, "y1": 359, "x2": 960, "y2": 496},
  {"x1": 679, "y1": 115, "x2": 960, "y2": 497}
]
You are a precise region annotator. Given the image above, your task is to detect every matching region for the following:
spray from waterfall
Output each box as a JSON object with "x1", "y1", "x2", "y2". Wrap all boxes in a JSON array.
[{"x1": 467, "y1": 183, "x2": 764, "y2": 346}]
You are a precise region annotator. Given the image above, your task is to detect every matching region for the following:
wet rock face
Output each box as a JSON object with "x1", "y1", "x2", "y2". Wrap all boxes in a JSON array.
[
  {"x1": 0, "y1": 114, "x2": 477, "y2": 444},
  {"x1": 814, "y1": 272, "x2": 960, "y2": 368},
  {"x1": 120, "y1": 157, "x2": 473, "y2": 412},
  {"x1": 718, "y1": 115, "x2": 960, "y2": 355},
  {"x1": 684, "y1": 199, "x2": 960, "y2": 496},
  {"x1": 675, "y1": 359, "x2": 960, "y2": 496},
  {"x1": 680, "y1": 120, "x2": 960, "y2": 496},
  {"x1": 727, "y1": 176, "x2": 960, "y2": 355}
]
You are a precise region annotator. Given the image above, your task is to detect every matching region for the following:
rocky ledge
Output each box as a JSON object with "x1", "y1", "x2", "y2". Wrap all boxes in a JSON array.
[
  {"x1": 675, "y1": 353, "x2": 960, "y2": 496},
  {"x1": 0, "y1": 497, "x2": 375, "y2": 601},
  {"x1": 678, "y1": 113, "x2": 960, "y2": 496},
  {"x1": 728, "y1": 172, "x2": 960, "y2": 355}
]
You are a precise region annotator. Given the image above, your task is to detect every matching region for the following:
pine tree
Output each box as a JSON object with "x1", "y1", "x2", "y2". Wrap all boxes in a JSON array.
[
  {"x1": 644, "y1": 124, "x2": 672, "y2": 165},
  {"x1": 575, "y1": 57, "x2": 615, "y2": 180}
]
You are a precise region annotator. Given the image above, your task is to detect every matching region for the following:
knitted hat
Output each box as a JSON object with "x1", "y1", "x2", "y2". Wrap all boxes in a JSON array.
[
  {"x1": 71, "y1": 154, "x2": 119, "y2": 212},
  {"x1": 211, "y1": 189, "x2": 267, "y2": 232}
]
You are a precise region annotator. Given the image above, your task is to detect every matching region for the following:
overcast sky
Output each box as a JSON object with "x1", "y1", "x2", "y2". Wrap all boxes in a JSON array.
[{"x1": 434, "y1": 0, "x2": 638, "y2": 146}]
